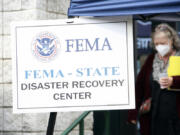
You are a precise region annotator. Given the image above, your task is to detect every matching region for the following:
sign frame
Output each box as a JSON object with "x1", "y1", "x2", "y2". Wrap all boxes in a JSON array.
[{"x1": 12, "y1": 16, "x2": 135, "y2": 113}]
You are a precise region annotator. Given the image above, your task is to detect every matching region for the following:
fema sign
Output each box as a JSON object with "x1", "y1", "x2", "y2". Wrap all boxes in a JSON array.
[{"x1": 12, "y1": 17, "x2": 135, "y2": 113}]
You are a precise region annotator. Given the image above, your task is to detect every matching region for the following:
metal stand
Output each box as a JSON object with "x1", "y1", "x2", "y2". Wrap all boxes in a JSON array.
[
  {"x1": 46, "y1": 112, "x2": 57, "y2": 135},
  {"x1": 46, "y1": 16, "x2": 74, "y2": 135}
]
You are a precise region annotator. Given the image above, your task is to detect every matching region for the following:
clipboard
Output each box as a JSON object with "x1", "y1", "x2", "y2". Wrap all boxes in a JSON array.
[{"x1": 167, "y1": 56, "x2": 180, "y2": 91}]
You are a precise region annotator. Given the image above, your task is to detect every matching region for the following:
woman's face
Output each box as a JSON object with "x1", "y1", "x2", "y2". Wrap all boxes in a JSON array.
[
  {"x1": 153, "y1": 32, "x2": 173, "y2": 57},
  {"x1": 153, "y1": 32, "x2": 172, "y2": 47}
]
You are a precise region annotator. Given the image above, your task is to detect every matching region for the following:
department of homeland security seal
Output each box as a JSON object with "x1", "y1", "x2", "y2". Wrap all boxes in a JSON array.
[{"x1": 32, "y1": 32, "x2": 60, "y2": 62}]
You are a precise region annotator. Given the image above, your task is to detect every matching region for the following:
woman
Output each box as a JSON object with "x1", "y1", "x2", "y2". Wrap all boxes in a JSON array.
[{"x1": 128, "y1": 23, "x2": 180, "y2": 135}]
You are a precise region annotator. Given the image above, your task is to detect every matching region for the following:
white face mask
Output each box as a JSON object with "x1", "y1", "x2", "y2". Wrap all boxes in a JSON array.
[{"x1": 155, "y1": 44, "x2": 171, "y2": 57}]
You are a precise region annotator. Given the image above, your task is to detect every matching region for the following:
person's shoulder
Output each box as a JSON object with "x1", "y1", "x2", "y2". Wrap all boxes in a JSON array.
[
  {"x1": 148, "y1": 53, "x2": 155, "y2": 59},
  {"x1": 145, "y1": 52, "x2": 156, "y2": 63}
]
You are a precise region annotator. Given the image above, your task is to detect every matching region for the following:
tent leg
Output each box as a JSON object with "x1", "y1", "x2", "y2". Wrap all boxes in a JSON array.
[{"x1": 46, "y1": 112, "x2": 57, "y2": 135}]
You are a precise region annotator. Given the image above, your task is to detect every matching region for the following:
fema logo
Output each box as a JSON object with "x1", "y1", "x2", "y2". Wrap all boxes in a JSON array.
[{"x1": 32, "y1": 32, "x2": 60, "y2": 62}]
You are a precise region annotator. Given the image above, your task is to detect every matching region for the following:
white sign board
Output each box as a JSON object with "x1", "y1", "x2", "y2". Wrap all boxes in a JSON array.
[{"x1": 12, "y1": 17, "x2": 135, "y2": 113}]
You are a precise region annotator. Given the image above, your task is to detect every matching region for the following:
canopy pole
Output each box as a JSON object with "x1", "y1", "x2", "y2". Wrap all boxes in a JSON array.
[
  {"x1": 46, "y1": 112, "x2": 57, "y2": 135},
  {"x1": 46, "y1": 15, "x2": 74, "y2": 135}
]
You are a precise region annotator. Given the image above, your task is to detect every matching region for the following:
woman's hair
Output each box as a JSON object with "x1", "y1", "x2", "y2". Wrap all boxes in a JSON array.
[{"x1": 152, "y1": 23, "x2": 180, "y2": 50}]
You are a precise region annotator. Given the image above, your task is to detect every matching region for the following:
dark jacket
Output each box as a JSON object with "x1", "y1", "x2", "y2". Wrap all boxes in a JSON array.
[{"x1": 128, "y1": 53, "x2": 180, "y2": 135}]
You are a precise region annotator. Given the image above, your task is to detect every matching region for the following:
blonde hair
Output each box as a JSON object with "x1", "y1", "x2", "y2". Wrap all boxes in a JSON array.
[{"x1": 152, "y1": 23, "x2": 180, "y2": 50}]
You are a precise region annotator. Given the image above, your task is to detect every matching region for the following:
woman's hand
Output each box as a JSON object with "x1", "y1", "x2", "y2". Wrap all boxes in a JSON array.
[
  {"x1": 130, "y1": 120, "x2": 137, "y2": 124},
  {"x1": 159, "y1": 77, "x2": 173, "y2": 89}
]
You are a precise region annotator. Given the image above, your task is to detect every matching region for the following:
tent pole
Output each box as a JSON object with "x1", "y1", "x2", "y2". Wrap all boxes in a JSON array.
[{"x1": 46, "y1": 112, "x2": 57, "y2": 135}]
